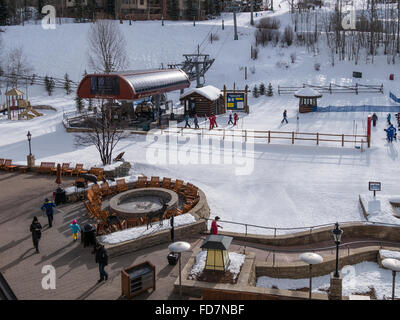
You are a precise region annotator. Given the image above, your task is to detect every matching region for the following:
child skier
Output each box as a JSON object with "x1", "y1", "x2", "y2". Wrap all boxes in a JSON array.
[
  {"x1": 194, "y1": 114, "x2": 199, "y2": 129},
  {"x1": 371, "y1": 113, "x2": 378, "y2": 127},
  {"x1": 228, "y1": 112, "x2": 233, "y2": 125},
  {"x1": 387, "y1": 113, "x2": 392, "y2": 125},
  {"x1": 69, "y1": 220, "x2": 81, "y2": 241}
]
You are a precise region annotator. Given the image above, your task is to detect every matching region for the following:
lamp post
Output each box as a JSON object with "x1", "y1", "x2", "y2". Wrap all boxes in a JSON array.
[
  {"x1": 168, "y1": 241, "x2": 191, "y2": 299},
  {"x1": 300, "y1": 252, "x2": 323, "y2": 299},
  {"x1": 27, "y1": 131, "x2": 32, "y2": 156},
  {"x1": 332, "y1": 222, "x2": 343, "y2": 278},
  {"x1": 382, "y1": 258, "x2": 400, "y2": 300}
]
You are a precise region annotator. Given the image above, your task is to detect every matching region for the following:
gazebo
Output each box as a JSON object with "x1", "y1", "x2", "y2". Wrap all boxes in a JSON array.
[
  {"x1": 5, "y1": 88, "x2": 25, "y2": 120},
  {"x1": 294, "y1": 87, "x2": 322, "y2": 113}
]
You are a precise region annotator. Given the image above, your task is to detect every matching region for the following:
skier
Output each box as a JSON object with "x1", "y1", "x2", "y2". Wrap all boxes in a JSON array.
[
  {"x1": 41, "y1": 198, "x2": 56, "y2": 228},
  {"x1": 371, "y1": 113, "x2": 378, "y2": 127},
  {"x1": 69, "y1": 219, "x2": 81, "y2": 242},
  {"x1": 30, "y1": 216, "x2": 42, "y2": 253},
  {"x1": 396, "y1": 113, "x2": 400, "y2": 128},
  {"x1": 386, "y1": 124, "x2": 396, "y2": 142},
  {"x1": 228, "y1": 112, "x2": 233, "y2": 125},
  {"x1": 184, "y1": 114, "x2": 191, "y2": 128},
  {"x1": 281, "y1": 110, "x2": 288, "y2": 124},
  {"x1": 387, "y1": 113, "x2": 392, "y2": 125},
  {"x1": 211, "y1": 216, "x2": 223, "y2": 235},
  {"x1": 233, "y1": 113, "x2": 239, "y2": 126},
  {"x1": 209, "y1": 114, "x2": 216, "y2": 130},
  {"x1": 194, "y1": 114, "x2": 199, "y2": 129}
]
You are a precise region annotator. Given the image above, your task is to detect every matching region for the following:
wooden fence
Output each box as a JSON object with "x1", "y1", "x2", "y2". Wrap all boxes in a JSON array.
[
  {"x1": 162, "y1": 127, "x2": 370, "y2": 148},
  {"x1": 278, "y1": 83, "x2": 384, "y2": 95}
]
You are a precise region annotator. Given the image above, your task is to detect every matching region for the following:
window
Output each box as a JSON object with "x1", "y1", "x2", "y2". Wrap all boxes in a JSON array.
[{"x1": 90, "y1": 76, "x2": 120, "y2": 96}]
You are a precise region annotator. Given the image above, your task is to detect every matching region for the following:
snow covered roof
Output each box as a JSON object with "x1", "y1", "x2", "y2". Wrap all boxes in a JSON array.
[
  {"x1": 294, "y1": 87, "x2": 323, "y2": 98},
  {"x1": 180, "y1": 85, "x2": 222, "y2": 101}
]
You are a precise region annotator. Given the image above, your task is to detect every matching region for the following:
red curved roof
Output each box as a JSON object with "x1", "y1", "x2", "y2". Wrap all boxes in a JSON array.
[{"x1": 77, "y1": 69, "x2": 190, "y2": 100}]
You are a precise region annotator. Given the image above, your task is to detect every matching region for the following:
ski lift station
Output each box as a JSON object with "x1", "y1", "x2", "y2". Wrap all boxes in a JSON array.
[{"x1": 77, "y1": 68, "x2": 190, "y2": 101}]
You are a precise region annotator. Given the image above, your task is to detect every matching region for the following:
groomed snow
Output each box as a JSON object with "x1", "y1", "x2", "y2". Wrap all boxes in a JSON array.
[
  {"x1": 98, "y1": 213, "x2": 196, "y2": 245},
  {"x1": 256, "y1": 261, "x2": 400, "y2": 300},
  {"x1": 189, "y1": 250, "x2": 245, "y2": 280}
]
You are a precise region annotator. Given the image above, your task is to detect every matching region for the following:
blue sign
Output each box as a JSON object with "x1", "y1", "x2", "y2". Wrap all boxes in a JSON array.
[{"x1": 226, "y1": 93, "x2": 245, "y2": 110}]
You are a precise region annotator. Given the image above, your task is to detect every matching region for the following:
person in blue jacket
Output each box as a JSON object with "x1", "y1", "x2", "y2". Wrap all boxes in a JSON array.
[
  {"x1": 386, "y1": 124, "x2": 396, "y2": 142},
  {"x1": 184, "y1": 114, "x2": 191, "y2": 128},
  {"x1": 41, "y1": 198, "x2": 56, "y2": 228}
]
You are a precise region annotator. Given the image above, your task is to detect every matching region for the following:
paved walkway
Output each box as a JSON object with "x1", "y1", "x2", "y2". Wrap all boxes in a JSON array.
[{"x1": 1, "y1": 171, "x2": 399, "y2": 300}]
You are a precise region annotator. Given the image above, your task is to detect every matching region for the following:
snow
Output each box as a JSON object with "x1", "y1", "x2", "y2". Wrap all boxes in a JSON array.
[
  {"x1": 180, "y1": 85, "x2": 222, "y2": 101},
  {"x1": 294, "y1": 87, "x2": 323, "y2": 98},
  {"x1": 1, "y1": 6, "x2": 400, "y2": 234},
  {"x1": 256, "y1": 261, "x2": 400, "y2": 300},
  {"x1": 189, "y1": 250, "x2": 246, "y2": 280},
  {"x1": 98, "y1": 213, "x2": 196, "y2": 245},
  {"x1": 380, "y1": 249, "x2": 400, "y2": 261},
  {"x1": 359, "y1": 194, "x2": 400, "y2": 225}
]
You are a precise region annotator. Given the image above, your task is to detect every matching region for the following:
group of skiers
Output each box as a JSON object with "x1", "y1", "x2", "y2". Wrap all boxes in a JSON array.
[
  {"x1": 385, "y1": 112, "x2": 398, "y2": 143},
  {"x1": 184, "y1": 112, "x2": 242, "y2": 130},
  {"x1": 30, "y1": 198, "x2": 109, "y2": 283}
]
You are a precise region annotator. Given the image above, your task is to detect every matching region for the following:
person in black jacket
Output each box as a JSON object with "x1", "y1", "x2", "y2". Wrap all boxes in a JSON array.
[
  {"x1": 95, "y1": 243, "x2": 108, "y2": 283},
  {"x1": 30, "y1": 216, "x2": 42, "y2": 253},
  {"x1": 372, "y1": 113, "x2": 378, "y2": 127}
]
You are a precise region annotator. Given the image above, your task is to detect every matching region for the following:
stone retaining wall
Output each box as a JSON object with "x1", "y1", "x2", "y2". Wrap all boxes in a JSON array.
[{"x1": 216, "y1": 223, "x2": 400, "y2": 247}]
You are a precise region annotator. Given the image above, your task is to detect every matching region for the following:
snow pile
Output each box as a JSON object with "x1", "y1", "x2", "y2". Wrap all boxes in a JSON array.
[
  {"x1": 180, "y1": 85, "x2": 222, "y2": 101},
  {"x1": 189, "y1": 251, "x2": 246, "y2": 280},
  {"x1": 98, "y1": 213, "x2": 196, "y2": 245},
  {"x1": 359, "y1": 194, "x2": 400, "y2": 225},
  {"x1": 257, "y1": 261, "x2": 400, "y2": 300},
  {"x1": 379, "y1": 249, "x2": 400, "y2": 260}
]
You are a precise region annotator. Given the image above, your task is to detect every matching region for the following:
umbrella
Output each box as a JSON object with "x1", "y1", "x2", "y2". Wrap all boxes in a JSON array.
[{"x1": 55, "y1": 163, "x2": 62, "y2": 185}]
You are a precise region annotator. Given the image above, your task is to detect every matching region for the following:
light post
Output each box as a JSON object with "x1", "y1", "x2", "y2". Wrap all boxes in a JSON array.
[
  {"x1": 382, "y1": 258, "x2": 400, "y2": 300},
  {"x1": 27, "y1": 131, "x2": 32, "y2": 156},
  {"x1": 168, "y1": 241, "x2": 191, "y2": 299},
  {"x1": 332, "y1": 222, "x2": 343, "y2": 278},
  {"x1": 300, "y1": 252, "x2": 323, "y2": 299}
]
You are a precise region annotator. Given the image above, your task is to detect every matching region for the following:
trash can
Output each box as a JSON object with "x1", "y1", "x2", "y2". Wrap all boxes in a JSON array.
[
  {"x1": 82, "y1": 223, "x2": 96, "y2": 248},
  {"x1": 167, "y1": 252, "x2": 179, "y2": 265},
  {"x1": 54, "y1": 187, "x2": 66, "y2": 205}
]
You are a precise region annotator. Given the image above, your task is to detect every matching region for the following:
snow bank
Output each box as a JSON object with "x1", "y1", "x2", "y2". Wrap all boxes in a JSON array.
[
  {"x1": 189, "y1": 251, "x2": 246, "y2": 280},
  {"x1": 360, "y1": 194, "x2": 400, "y2": 225},
  {"x1": 379, "y1": 249, "x2": 400, "y2": 260},
  {"x1": 98, "y1": 213, "x2": 196, "y2": 245},
  {"x1": 257, "y1": 261, "x2": 400, "y2": 300}
]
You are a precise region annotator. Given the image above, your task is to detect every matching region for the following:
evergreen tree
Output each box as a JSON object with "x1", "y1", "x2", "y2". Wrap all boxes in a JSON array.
[
  {"x1": 0, "y1": 0, "x2": 8, "y2": 26},
  {"x1": 252, "y1": 85, "x2": 259, "y2": 98},
  {"x1": 259, "y1": 83, "x2": 266, "y2": 96},
  {"x1": 75, "y1": 96, "x2": 84, "y2": 113},
  {"x1": 185, "y1": 0, "x2": 196, "y2": 19},
  {"x1": 167, "y1": 0, "x2": 179, "y2": 20},
  {"x1": 64, "y1": 73, "x2": 72, "y2": 95},
  {"x1": 45, "y1": 76, "x2": 55, "y2": 96},
  {"x1": 267, "y1": 83, "x2": 273, "y2": 97}
]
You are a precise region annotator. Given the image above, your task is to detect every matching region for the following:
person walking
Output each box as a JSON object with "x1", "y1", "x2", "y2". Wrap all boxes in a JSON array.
[
  {"x1": 194, "y1": 114, "x2": 200, "y2": 129},
  {"x1": 233, "y1": 112, "x2": 239, "y2": 126},
  {"x1": 95, "y1": 243, "x2": 109, "y2": 283},
  {"x1": 387, "y1": 113, "x2": 392, "y2": 125},
  {"x1": 211, "y1": 216, "x2": 223, "y2": 235},
  {"x1": 209, "y1": 114, "x2": 215, "y2": 130},
  {"x1": 30, "y1": 216, "x2": 42, "y2": 253},
  {"x1": 69, "y1": 220, "x2": 81, "y2": 242},
  {"x1": 184, "y1": 114, "x2": 191, "y2": 128},
  {"x1": 281, "y1": 110, "x2": 288, "y2": 124},
  {"x1": 228, "y1": 112, "x2": 233, "y2": 125},
  {"x1": 41, "y1": 198, "x2": 56, "y2": 228},
  {"x1": 372, "y1": 113, "x2": 378, "y2": 127},
  {"x1": 387, "y1": 124, "x2": 396, "y2": 142}
]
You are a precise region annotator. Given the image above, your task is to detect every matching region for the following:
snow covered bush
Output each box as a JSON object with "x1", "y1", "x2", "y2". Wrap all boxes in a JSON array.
[{"x1": 252, "y1": 86, "x2": 259, "y2": 98}]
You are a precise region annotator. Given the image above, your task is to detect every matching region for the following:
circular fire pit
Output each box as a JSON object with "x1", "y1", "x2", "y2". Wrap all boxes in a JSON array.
[{"x1": 109, "y1": 188, "x2": 179, "y2": 219}]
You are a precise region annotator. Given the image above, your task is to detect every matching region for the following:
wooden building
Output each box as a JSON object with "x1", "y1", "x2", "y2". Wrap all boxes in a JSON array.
[
  {"x1": 294, "y1": 87, "x2": 322, "y2": 113},
  {"x1": 180, "y1": 85, "x2": 224, "y2": 117}
]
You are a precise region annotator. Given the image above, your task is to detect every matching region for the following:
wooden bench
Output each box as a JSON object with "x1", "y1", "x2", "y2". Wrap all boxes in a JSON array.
[
  {"x1": 0, "y1": 159, "x2": 4, "y2": 169},
  {"x1": 161, "y1": 177, "x2": 172, "y2": 189},
  {"x1": 135, "y1": 176, "x2": 148, "y2": 188},
  {"x1": 4, "y1": 159, "x2": 17, "y2": 171},
  {"x1": 89, "y1": 168, "x2": 104, "y2": 181},
  {"x1": 149, "y1": 176, "x2": 160, "y2": 188},
  {"x1": 101, "y1": 181, "x2": 113, "y2": 197},
  {"x1": 38, "y1": 162, "x2": 56, "y2": 174},
  {"x1": 173, "y1": 179, "x2": 184, "y2": 194},
  {"x1": 72, "y1": 164, "x2": 88, "y2": 176},
  {"x1": 116, "y1": 179, "x2": 129, "y2": 193},
  {"x1": 61, "y1": 163, "x2": 73, "y2": 175}
]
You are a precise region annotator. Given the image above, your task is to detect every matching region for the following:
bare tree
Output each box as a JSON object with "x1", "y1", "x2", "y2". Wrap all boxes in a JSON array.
[
  {"x1": 88, "y1": 20, "x2": 128, "y2": 74},
  {"x1": 5, "y1": 46, "x2": 33, "y2": 88},
  {"x1": 74, "y1": 100, "x2": 128, "y2": 165}
]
